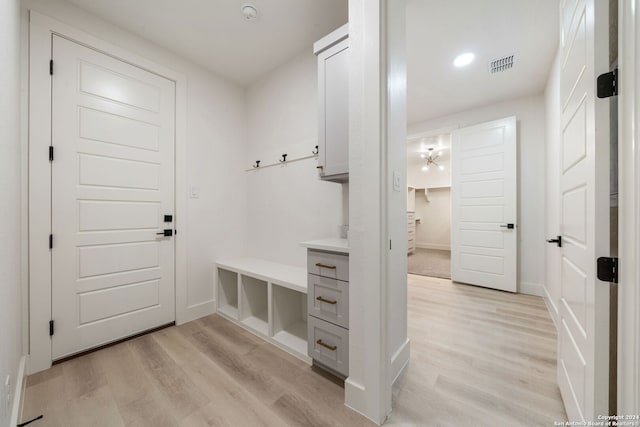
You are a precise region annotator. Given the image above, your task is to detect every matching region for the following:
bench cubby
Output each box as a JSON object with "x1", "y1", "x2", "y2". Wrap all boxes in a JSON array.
[{"x1": 215, "y1": 257, "x2": 310, "y2": 362}]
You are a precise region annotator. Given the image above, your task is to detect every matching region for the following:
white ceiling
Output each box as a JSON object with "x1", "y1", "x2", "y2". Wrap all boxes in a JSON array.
[
  {"x1": 406, "y1": 0, "x2": 559, "y2": 124},
  {"x1": 64, "y1": 0, "x2": 558, "y2": 119},
  {"x1": 64, "y1": 0, "x2": 348, "y2": 86}
]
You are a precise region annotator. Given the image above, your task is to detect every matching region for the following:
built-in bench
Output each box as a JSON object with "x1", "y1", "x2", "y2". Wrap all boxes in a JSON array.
[{"x1": 214, "y1": 257, "x2": 309, "y2": 362}]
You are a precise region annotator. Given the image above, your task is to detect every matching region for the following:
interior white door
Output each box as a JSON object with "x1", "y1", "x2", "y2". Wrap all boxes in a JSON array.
[
  {"x1": 451, "y1": 116, "x2": 517, "y2": 292},
  {"x1": 51, "y1": 35, "x2": 176, "y2": 359},
  {"x1": 557, "y1": 0, "x2": 610, "y2": 421}
]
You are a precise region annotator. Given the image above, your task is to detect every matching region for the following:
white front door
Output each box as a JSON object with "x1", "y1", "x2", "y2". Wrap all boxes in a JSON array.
[
  {"x1": 51, "y1": 35, "x2": 176, "y2": 359},
  {"x1": 557, "y1": 0, "x2": 610, "y2": 421},
  {"x1": 451, "y1": 116, "x2": 517, "y2": 292}
]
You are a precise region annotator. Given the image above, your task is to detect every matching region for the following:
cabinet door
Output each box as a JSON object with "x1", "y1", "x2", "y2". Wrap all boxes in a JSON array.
[{"x1": 318, "y1": 40, "x2": 349, "y2": 180}]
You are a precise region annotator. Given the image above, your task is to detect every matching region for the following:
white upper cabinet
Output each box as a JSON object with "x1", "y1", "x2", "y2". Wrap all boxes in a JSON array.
[{"x1": 314, "y1": 24, "x2": 349, "y2": 183}]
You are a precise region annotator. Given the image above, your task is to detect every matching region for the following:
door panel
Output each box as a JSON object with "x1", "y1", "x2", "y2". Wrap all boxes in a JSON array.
[
  {"x1": 51, "y1": 35, "x2": 176, "y2": 359},
  {"x1": 451, "y1": 116, "x2": 517, "y2": 292},
  {"x1": 557, "y1": 0, "x2": 610, "y2": 421}
]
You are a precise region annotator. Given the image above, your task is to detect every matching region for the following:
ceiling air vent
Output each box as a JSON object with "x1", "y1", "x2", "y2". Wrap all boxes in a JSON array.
[{"x1": 489, "y1": 54, "x2": 515, "y2": 74}]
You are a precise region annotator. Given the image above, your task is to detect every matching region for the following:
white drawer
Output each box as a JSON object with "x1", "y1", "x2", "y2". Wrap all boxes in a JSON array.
[
  {"x1": 308, "y1": 274, "x2": 348, "y2": 328},
  {"x1": 308, "y1": 315, "x2": 349, "y2": 376},
  {"x1": 308, "y1": 250, "x2": 349, "y2": 282}
]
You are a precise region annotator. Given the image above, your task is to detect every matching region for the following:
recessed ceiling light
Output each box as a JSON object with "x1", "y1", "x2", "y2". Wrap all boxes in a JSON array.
[
  {"x1": 454, "y1": 52, "x2": 475, "y2": 67},
  {"x1": 439, "y1": 165, "x2": 445, "y2": 171}
]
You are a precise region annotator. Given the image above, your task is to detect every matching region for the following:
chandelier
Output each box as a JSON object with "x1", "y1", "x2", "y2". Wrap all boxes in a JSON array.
[{"x1": 421, "y1": 148, "x2": 445, "y2": 171}]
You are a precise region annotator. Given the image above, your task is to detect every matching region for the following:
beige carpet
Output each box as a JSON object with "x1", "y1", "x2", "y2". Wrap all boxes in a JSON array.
[{"x1": 407, "y1": 248, "x2": 451, "y2": 279}]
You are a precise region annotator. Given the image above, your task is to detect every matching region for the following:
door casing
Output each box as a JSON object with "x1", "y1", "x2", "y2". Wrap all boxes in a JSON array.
[{"x1": 27, "y1": 11, "x2": 189, "y2": 374}]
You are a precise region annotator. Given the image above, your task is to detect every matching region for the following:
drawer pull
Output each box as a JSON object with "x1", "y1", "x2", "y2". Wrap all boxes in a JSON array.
[
  {"x1": 315, "y1": 263, "x2": 337, "y2": 269},
  {"x1": 316, "y1": 339, "x2": 337, "y2": 351},
  {"x1": 316, "y1": 296, "x2": 337, "y2": 305}
]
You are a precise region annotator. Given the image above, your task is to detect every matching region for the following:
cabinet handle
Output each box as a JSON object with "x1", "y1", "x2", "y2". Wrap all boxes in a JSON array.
[
  {"x1": 316, "y1": 339, "x2": 337, "y2": 351},
  {"x1": 315, "y1": 263, "x2": 336, "y2": 269},
  {"x1": 316, "y1": 296, "x2": 337, "y2": 305},
  {"x1": 316, "y1": 166, "x2": 324, "y2": 169}
]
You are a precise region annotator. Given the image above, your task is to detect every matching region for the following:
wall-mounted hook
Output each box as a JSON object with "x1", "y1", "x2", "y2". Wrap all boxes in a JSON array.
[
  {"x1": 279, "y1": 154, "x2": 288, "y2": 163},
  {"x1": 312, "y1": 145, "x2": 319, "y2": 155},
  {"x1": 253, "y1": 160, "x2": 261, "y2": 168}
]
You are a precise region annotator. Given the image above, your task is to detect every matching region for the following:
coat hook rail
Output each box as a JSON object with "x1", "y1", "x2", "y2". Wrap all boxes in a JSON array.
[{"x1": 245, "y1": 154, "x2": 317, "y2": 172}]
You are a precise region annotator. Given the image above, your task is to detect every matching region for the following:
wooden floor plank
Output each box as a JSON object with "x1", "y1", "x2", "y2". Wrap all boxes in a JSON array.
[
  {"x1": 386, "y1": 274, "x2": 567, "y2": 425},
  {"x1": 21, "y1": 273, "x2": 565, "y2": 426}
]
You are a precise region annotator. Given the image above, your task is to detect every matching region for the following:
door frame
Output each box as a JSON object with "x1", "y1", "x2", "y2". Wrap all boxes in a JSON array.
[
  {"x1": 27, "y1": 11, "x2": 188, "y2": 374},
  {"x1": 617, "y1": 0, "x2": 640, "y2": 416}
]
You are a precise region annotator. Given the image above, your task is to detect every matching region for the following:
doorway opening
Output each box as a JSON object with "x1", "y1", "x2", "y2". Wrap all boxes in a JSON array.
[
  {"x1": 406, "y1": 132, "x2": 452, "y2": 279},
  {"x1": 392, "y1": 0, "x2": 621, "y2": 423}
]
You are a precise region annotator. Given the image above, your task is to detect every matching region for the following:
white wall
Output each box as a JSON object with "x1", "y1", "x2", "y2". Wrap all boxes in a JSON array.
[
  {"x1": 21, "y1": 0, "x2": 247, "y2": 322},
  {"x1": 414, "y1": 188, "x2": 451, "y2": 251},
  {"x1": 0, "y1": 0, "x2": 23, "y2": 424},
  {"x1": 408, "y1": 93, "x2": 546, "y2": 295},
  {"x1": 245, "y1": 49, "x2": 344, "y2": 268},
  {"x1": 543, "y1": 48, "x2": 562, "y2": 326}
]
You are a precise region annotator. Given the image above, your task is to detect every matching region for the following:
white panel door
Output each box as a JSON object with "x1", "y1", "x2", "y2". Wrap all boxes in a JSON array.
[
  {"x1": 51, "y1": 36, "x2": 176, "y2": 359},
  {"x1": 557, "y1": 0, "x2": 610, "y2": 421},
  {"x1": 451, "y1": 116, "x2": 517, "y2": 292}
]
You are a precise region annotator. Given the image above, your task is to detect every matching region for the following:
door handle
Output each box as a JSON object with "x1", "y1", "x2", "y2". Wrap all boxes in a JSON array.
[
  {"x1": 546, "y1": 236, "x2": 562, "y2": 247},
  {"x1": 499, "y1": 223, "x2": 515, "y2": 229},
  {"x1": 156, "y1": 229, "x2": 173, "y2": 237}
]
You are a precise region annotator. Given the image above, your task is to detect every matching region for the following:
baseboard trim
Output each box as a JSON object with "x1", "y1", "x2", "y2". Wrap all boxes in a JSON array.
[
  {"x1": 10, "y1": 355, "x2": 27, "y2": 427},
  {"x1": 543, "y1": 285, "x2": 559, "y2": 330},
  {"x1": 390, "y1": 338, "x2": 410, "y2": 385},
  {"x1": 344, "y1": 378, "x2": 369, "y2": 422},
  {"x1": 178, "y1": 299, "x2": 215, "y2": 325},
  {"x1": 415, "y1": 243, "x2": 451, "y2": 251},
  {"x1": 519, "y1": 281, "x2": 544, "y2": 297}
]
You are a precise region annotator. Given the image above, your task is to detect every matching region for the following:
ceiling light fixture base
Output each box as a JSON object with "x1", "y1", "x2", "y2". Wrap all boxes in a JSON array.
[{"x1": 242, "y1": 3, "x2": 258, "y2": 20}]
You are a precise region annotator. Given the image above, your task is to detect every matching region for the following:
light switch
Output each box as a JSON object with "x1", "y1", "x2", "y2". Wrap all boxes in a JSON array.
[
  {"x1": 190, "y1": 186, "x2": 200, "y2": 198},
  {"x1": 393, "y1": 171, "x2": 401, "y2": 192}
]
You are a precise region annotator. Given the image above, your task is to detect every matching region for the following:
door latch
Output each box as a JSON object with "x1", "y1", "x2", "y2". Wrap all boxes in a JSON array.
[
  {"x1": 499, "y1": 223, "x2": 515, "y2": 229},
  {"x1": 156, "y1": 229, "x2": 173, "y2": 237},
  {"x1": 546, "y1": 236, "x2": 562, "y2": 247},
  {"x1": 597, "y1": 257, "x2": 618, "y2": 283}
]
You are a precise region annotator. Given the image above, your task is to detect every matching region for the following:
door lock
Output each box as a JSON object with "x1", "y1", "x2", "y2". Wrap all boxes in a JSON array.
[
  {"x1": 546, "y1": 236, "x2": 562, "y2": 247},
  {"x1": 156, "y1": 229, "x2": 173, "y2": 237},
  {"x1": 499, "y1": 223, "x2": 515, "y2": 229}
]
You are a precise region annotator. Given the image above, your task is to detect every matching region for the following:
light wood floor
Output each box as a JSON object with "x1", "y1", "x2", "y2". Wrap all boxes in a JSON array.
[
  {"x1": 22, "y1": 275, "x2": 567, "y2": 426},
  {"x1": 21, "y1": 315, "x2": 374, "y2": 427},
  {"x1": 386, "y1": 275, "x2": 567, "y2": 426}
]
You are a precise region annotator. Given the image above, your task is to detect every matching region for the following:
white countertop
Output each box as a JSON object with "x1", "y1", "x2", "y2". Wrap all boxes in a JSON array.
[{"x1": 300, "y1": 238, "x2": 349, "y2": 254}]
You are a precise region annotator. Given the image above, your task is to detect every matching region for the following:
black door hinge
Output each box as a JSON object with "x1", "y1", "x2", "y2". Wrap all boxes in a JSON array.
[
  {"x1": 49, "y1": 59, "x2": 53, "y2": 75},
  {"x1": 597, "y1": 69, "x2": 618, "y2": 98},
  {"x1": 597, "y1": 257, "x2": 618, "y2": 283},
  {"x1": 49, "y1": 320, "x2": 54, "y2": 336},
  {"x1": 49, "y1": 146, "x2": 54, "y2": 161},
  {"x1": 49, "y1": 234, "x2": 53, "y2": 249}
]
